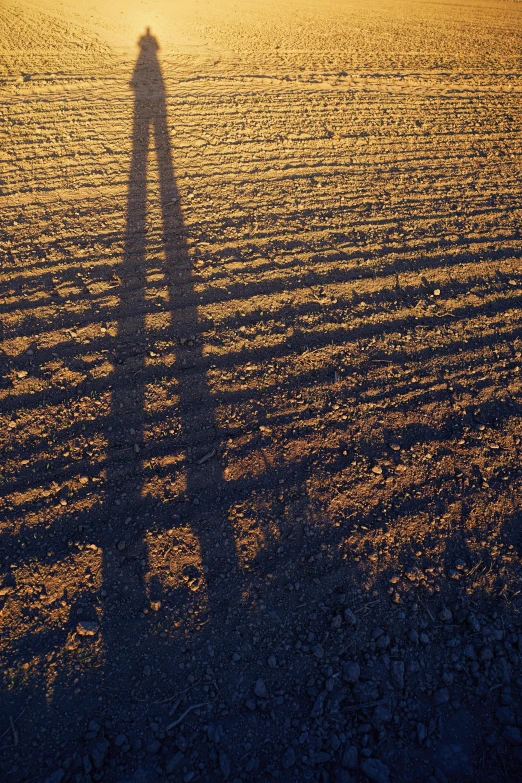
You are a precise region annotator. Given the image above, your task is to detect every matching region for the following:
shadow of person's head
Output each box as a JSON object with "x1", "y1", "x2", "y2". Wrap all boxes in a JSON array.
[{"x1": 138, "y1": 26, "x2": 159, "y2": 53}]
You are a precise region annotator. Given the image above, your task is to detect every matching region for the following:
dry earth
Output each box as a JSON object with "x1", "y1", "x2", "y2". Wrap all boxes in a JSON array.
[{"x1": 1, "y1": 0, "x2": 522, "y2": 781}]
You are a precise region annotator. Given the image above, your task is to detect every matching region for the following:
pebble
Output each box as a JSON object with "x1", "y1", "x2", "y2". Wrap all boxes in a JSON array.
[
  {"x1": 44, "y1": 771, "x2": 65, "y2": 783},
  {"x1": 335, "y1": 770, "x2": 353, "y2": 783},
  {"x1": 76, "y1": 621, "x2": 99, "y2": 637},
  {"x1": 341, "y1": 744, "x2": 358, "y2": 769},
  {"x1": 165, "y1": 753, "x2": 184, "y2": 773},
  {"x1": 219, "y1": 750, "x2": 231, "y2": 779},
  {"x1": 91, "y1": 738, "x2": 109, "y2": 770},
  {"x1": 496, "y1": 706, "x2": 515, "y2": 725},
  {"x1": 434, "y1": 688, "x2": 450, "y2": 705},
  {"x1": 360, "y1": 757, "x2": 390, "y2": 783},
  {"x1": 282, "y1": 747, "x2": 296, "y2": 768},
  {"x1": 343, "y1": 661, "x2": 361, "y2": 683},
  {"x1": 502, "y1": 726, "x2": 522, "y2": 745},
  {"x1": 254, "y1": 678, "x2": 268, "y2": 699},
  {"x1": 390, "y1": 660, "x2": 405, "y2": 690},
  {"x1": 311, "y1": 691, "x2": 327, "y2": 718},
  {"x1": 344, "y1": 608, "x2": 357, "y2": 626}
]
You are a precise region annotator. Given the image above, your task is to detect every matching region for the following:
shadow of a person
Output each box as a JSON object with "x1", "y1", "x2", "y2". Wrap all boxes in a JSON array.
[{"x1": 101, "y1": 28, "x2": 240, "y2": 682}]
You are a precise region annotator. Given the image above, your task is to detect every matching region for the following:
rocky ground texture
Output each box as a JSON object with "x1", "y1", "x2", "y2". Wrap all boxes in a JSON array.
[{"x1": 1, "y1": 0, "x2": 522, "y2": 781}]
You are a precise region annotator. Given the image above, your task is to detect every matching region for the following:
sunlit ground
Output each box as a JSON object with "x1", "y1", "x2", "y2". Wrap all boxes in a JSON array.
[{"x1": 1, "y1": 0, "x2": 522, "y2": 780}]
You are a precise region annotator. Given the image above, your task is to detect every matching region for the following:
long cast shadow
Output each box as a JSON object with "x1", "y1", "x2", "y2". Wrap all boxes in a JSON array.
[{"x1": 101, "y1": 29, "x2": 239, "y2": 677}]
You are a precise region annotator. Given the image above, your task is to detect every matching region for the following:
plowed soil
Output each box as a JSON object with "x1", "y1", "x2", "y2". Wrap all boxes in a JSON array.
[{"x1": 1, "y1": 1, "x2": 522, "y2": 781}]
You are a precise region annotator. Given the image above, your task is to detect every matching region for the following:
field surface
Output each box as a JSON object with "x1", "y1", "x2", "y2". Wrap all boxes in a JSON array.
[{"x1": 1, "y1": 0, "x2": 522, "y2": 781}]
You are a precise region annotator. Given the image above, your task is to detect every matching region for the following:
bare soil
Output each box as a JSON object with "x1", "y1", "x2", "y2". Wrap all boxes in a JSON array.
[{"x1": 1, "y1": 1, "x2": 522, "y2": 781}]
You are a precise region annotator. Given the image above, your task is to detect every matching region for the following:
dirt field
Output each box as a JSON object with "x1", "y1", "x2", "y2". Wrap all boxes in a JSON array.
[{"x1": 1, "y1": 0, "x2": 522, "y2": 781}]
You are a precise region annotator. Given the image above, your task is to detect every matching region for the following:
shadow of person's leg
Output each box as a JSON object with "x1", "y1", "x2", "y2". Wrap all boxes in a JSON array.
[
  {"x1": 100, "y1": 98, "x2": 151, "y2": 680},
  {"x1": 152, "y1": 102, "x2": 242, "y2": 625}
]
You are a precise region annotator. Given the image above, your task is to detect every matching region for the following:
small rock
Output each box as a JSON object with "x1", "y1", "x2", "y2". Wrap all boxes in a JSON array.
[
  {"x1": 254, "y1": 678, "x2": 268, "y2": 699},
  {"x1": 439, "y1": 608, "x2": 453, "y2": 623},
  {"x1": 341, "y1": 744, "x2": 358, "y2": 769},
  {"x1": 44, "y1": 771, "x2": 65, "y2": 783},
  {"x1": 311, "y1": 691, "x2": 327, "y2": 718},
  {"x1": 165, "y1": 753, "x2": 184, "y2": 773},
  {"x1": 377, "y1": 634, "x2": 390, "y2": 649},
  {"x1": 434, "y1": 688, "x2": 450, "y2": 706},
  {"x1": 312, "y1": 644, "x2": 324, "y2": 659},
  {"x1": 314, "y1": 751, "x2": 331, "y2": 764},
  {"x1": 343, "y1": 661, "x2": 360, "y2": 683},
  {"x1": 373, "y1": 704, "x2": 392, "y2": 724},
  {"x1": 282, "y1": 747, "x2": 296, "y2": 768},
  {"x1": 503, "y1": 726, "x2": 522, "y2": 746},
  {"x1": 344, "y1": 608, "x2": 357, "y2": 625},
  {"x1": 353, "y1": 682, "x2": 379, "y2": 702},
  {"x1": 496, "y1": 706, "x2": 515, "y2": 725},
  {"x1": 88, "y1": 720, "x2": 101, "y2": 734},
  {"x1": 360, "y1": 757, "x2": 390, "y2": 783},
  {"x1": 390, "y1": 660, "x2": 405, "y2": 690},
  {"x1": 91, "y1": 737, "x2": 109, "y2": 770},
  {"x1": 115, "y1": 734, "x2": 127, "y2": 747},
  {"x1": 219, "y1": 750, "x2": 230, "y2": 779},
  {"x1": 463, "y1": 644, "x2": 476, "y2": 660},
  {"x1": 76, "y1": 621, "x2": 99, "y2": 637},
  {"x1": 147, "y1": 740, "x2": 161, "y2": 754},
  {"x1": 268, "y1": 655, "x2": 277, "y2": 668}
]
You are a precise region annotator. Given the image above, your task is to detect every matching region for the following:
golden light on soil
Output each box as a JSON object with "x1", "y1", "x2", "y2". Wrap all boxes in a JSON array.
[{"x1": 1, "y1": 0, "x2": 522, "y2": 779}]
